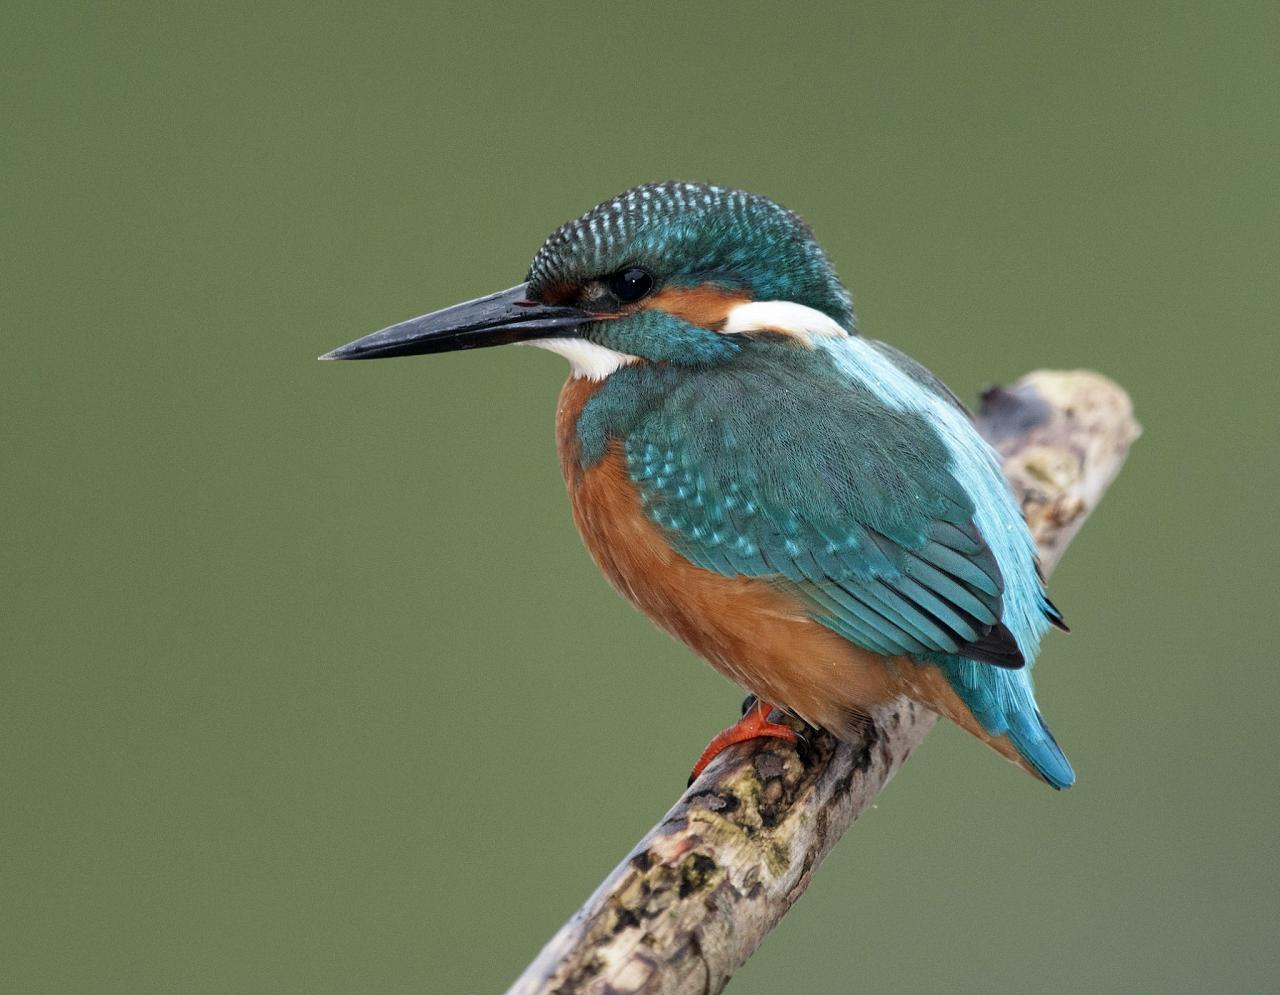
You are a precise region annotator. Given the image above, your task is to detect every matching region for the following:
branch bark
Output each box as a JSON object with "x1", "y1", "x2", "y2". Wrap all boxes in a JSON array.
[{"x1": 507, "y1": 370, "x2": 1141, "y2": 995}]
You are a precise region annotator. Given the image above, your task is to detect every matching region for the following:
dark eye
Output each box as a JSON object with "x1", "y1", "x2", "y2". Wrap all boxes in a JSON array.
[{"x1": 608, "y1": 267, "x2": 654, "y2": 303}]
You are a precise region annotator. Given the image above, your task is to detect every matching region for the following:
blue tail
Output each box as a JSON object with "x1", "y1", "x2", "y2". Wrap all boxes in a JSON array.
[
  {"x1": 938, "y1": 654, "x2": 1076, "y2": 789},
  {"x1": 1006, "y1": 708, "x2": 1075, "y2": 789}
]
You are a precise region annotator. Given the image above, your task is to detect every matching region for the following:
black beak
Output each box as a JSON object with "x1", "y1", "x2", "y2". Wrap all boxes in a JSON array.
[{"x1": 320, "y1": 282, "x2": 590, "y2": 361}]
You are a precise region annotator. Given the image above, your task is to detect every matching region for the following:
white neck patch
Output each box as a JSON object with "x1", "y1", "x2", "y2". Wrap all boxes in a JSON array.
[
  {"x1": 722, "y1": 300, "x2": 848, "y2": 345},
  {"x1": 520, "y1": 337, "x2": 639, "y2": 381}
]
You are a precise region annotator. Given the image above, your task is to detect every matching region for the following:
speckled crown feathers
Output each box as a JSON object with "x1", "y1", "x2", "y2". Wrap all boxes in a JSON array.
[{"x1": 525, "y1": 181, "x2": 855, "y2": 330}]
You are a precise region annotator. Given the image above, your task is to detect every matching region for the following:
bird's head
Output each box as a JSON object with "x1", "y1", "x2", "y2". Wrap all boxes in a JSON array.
[{"x1": 322, "y1": 182, "x2": 854, "y2": 377}]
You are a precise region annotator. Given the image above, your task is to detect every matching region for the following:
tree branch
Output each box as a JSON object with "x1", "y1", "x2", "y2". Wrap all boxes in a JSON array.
[{"x1": 507, "y1": 370, "x2": 1140, "y2": 995}]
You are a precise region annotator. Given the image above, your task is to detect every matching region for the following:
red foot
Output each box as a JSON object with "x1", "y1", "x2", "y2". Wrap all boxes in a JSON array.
[{"x1": 688, "y1": 700, "x2": 798, "y2": 784}]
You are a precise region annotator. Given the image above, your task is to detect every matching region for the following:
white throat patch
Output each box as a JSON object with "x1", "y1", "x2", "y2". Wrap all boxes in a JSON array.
[
  {"x1": 521, "y1": 337, "x2": 639, "y2": 381},
  {"x1": 722, "y1": 300, "x2": 848, "y2": 345}
]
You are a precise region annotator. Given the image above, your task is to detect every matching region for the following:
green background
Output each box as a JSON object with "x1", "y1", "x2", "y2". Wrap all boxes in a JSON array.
[{"x1": 5, "y1": 2, "x2": 1277, "y2": 991}]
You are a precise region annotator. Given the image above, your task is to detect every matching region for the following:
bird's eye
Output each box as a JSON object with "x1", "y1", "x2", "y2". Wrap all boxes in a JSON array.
[{"x1": 608, "y1": 267, "x2": 654, "y2": 303}]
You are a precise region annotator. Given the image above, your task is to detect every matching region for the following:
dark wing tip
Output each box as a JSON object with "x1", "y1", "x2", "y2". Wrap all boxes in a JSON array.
[
  {"x1": 959, "y1": 623, "x2": 1026, "y2": 669},
  {"x1": 1044, "y1": 596, "x2": 1070, "y2": 632}
]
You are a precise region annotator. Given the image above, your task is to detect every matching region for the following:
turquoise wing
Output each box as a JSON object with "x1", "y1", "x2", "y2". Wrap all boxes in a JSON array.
[{"x1": 621, "y1": 356, "x2": 1029, "y2": 668}]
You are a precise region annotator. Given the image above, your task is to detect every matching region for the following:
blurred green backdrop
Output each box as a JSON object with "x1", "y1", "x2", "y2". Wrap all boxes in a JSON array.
[{"x1": 4, "y1": 2, "x2": 1277, "y2": 992}]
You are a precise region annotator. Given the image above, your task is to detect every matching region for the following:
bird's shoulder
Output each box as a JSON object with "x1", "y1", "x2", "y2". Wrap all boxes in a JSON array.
[
  {"x1": 862, "y1": 337, "x2": 973, "y2": 417},
  {"x1": 625, "y1": 340, "x2": 972, "y2": 542}
]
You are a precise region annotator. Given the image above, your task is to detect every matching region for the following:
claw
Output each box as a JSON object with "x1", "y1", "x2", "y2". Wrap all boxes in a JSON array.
[{"x1": 687, "y1": 700, "x2": 798, "y2": 785}]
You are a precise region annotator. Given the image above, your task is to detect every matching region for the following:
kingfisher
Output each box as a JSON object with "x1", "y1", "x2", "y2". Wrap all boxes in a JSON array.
[{"x1": 322, "y1": 182, "x2": 1075, "y2": 790}]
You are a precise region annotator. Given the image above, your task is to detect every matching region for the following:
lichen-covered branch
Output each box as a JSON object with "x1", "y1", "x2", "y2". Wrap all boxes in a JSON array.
[{"x1": 507, "y1": 370, "x2": 1140, "y2": 995}]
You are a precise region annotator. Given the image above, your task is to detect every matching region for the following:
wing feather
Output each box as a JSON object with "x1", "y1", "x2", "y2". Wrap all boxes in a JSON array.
[{"x1": 623, "y1": 353, "x2": 1036, "y2": 669}]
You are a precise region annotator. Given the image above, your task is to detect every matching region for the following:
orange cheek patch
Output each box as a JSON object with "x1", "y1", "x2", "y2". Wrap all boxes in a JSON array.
[{"x1": 644, "y1": 284, "x2": 750, "y2": 330}]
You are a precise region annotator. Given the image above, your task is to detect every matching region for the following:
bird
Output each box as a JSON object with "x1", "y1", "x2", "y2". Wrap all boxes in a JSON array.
[{"x1": 322, "y1": 181, "x2": 1075, "y2": 790}]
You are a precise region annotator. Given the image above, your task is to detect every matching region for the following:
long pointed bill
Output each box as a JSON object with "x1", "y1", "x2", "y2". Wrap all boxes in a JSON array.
[{"x1": 320, "y1": 282, "x2": 589, "y2": 361}]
